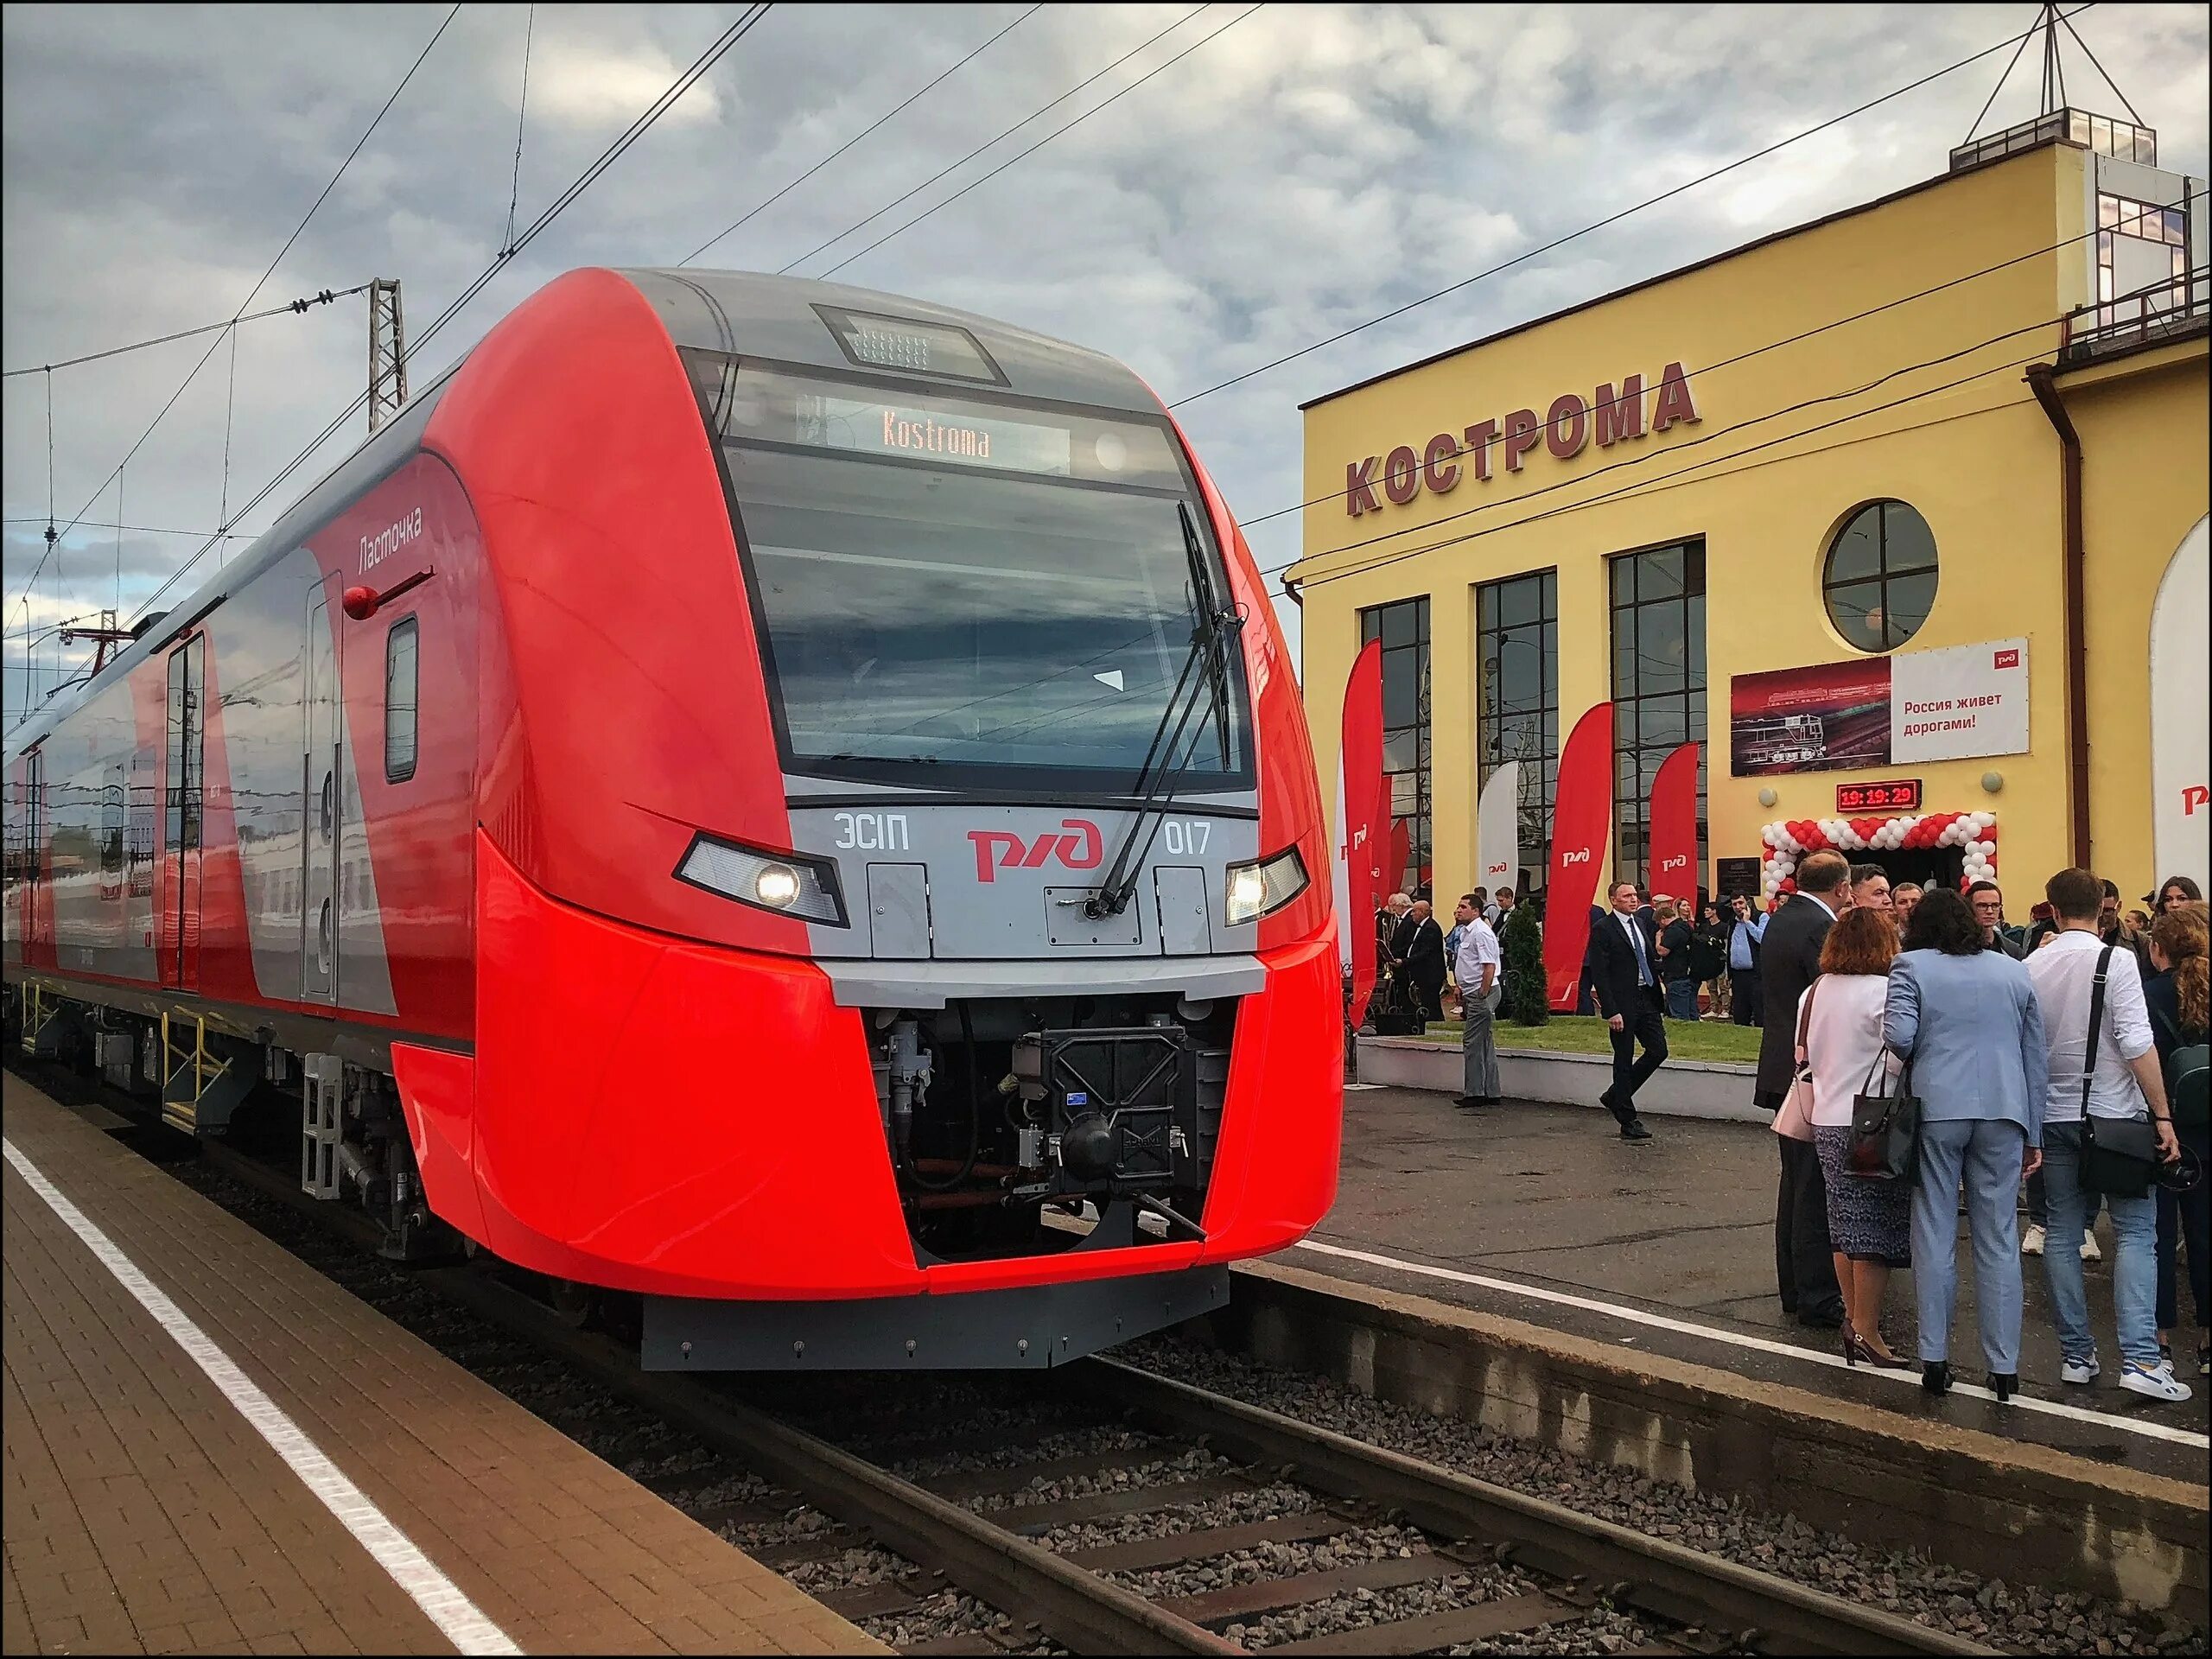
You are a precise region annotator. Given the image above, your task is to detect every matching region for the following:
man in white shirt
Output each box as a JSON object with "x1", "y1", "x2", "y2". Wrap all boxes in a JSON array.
[
  {"x1": 1452, "y1": 893, "x2": 1503, "y2": 1109},
  {"x1": 2025, "y1": 867, "x2": 2187, "y2": 1402}
]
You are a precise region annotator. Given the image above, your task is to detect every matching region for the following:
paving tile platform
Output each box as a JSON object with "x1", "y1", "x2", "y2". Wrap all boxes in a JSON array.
[{"x1": 2, "y1": 1071, "x2": 887, "y2": 1657}]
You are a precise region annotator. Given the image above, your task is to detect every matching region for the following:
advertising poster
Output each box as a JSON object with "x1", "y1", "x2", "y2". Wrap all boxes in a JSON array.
[
  {"x1": 1729, "y1": 638, "x2": 2030, "y2": 775},
  {"x1": 1647, "y1": 742, "x2": 1701, "y2": 900}
]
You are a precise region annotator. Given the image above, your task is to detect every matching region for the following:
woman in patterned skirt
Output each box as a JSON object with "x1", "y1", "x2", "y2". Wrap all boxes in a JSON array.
[{"x1": 1802, "y1": 906, "x2": 1913, "y2": 1367}]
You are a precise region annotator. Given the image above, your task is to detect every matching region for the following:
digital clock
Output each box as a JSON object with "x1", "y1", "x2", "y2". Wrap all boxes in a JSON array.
[{"x1": 1835, "y1": 779, "x2": 1923, "y2": 812}]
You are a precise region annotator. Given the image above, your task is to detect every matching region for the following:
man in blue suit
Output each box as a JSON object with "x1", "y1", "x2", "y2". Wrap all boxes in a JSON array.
[{"x1": 1583, "y1": 880, "x2": 1664, "y2": 1141}]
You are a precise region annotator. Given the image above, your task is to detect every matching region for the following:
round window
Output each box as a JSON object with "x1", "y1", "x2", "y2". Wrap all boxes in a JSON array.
[{"x1": 1822, "y1": 500, "x2": 1938, "y2": 652}]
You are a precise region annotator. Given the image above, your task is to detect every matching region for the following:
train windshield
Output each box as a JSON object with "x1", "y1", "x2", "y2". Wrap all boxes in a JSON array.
[{"x1": 693, "y1": 359, "x2": 1251, "y2": 789}]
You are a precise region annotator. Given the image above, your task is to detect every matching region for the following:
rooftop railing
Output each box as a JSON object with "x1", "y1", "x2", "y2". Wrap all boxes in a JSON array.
[
  {"x1": 2060, "y1": 268, "x2": 2209, "y2": 365},
  {"x1": 1950, "y1": 107, "x2": 2158, "y2": 173}
]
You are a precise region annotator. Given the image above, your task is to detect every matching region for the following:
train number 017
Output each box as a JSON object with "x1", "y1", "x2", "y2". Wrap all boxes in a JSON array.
[
  {"x1": 1160, "y1": 819, "x2": 1211, "y2": 855},
  {"x1": 833, "y1": 811, "x2": 910, "y2": 851}
]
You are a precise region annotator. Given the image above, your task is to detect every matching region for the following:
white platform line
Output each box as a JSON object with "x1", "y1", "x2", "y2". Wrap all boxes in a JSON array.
[
  {"x1": 1292, "y1": 1237, "x2": 2210, "y2": 1450},
  {"x1": 3, "y1": 1138, "x2": 523, "y2": 1656}
]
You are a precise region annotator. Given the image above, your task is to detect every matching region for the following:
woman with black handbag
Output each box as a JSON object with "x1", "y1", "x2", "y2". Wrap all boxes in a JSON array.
[
  {"x1": 2027, "y1": 869, "x2": 2190, "y2": 1403},
  {"x1": 1884, "y1": 887, "x2": 2049, "y2": 1402}
]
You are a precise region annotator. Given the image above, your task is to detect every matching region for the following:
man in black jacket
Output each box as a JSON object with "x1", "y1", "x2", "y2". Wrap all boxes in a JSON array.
[
  {"x1": 1755, "y1": 850, "x2": 1850, "y2": 1328},
  {"x1": 1394, "y1": 899, "x2": 1448, "y2": 1023},
  {"x1": 1582, "y1": 880, "x2": 1663, "y2": 1141}
]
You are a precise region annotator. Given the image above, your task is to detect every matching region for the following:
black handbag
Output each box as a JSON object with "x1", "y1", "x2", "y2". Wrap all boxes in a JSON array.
[
  {"x1": 2077, "y1": 944, "x2": 2162, "y2": 1198},
  {"x1": 1848, "y1": 1043, "x2": 1920, "y2": 1181}
]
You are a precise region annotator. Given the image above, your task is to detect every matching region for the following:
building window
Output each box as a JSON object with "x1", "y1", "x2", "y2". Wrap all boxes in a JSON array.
[
  {"x1": 1823, "y1": 500, "x2": 1937, "y2": 652},
  {"x1": 1476, "y1": 569, "x2": 1557, "y2": 893},
  {"x1": 385, "y1": 617, "x2": 419, "y2": 783},
  {"x1": 1610, "y1": 543, "x2": 1706, "y2": 891},
  {"x1": 1358, "y1": 596, "x2": 1430, "y2": 899},
  {"x1": 2098, "y1": 191, "x2": 2190, "y2": 307}
]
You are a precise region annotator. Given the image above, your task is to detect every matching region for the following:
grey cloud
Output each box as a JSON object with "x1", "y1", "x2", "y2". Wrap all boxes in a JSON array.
[{"x1": 5, "y1": 2, "x2": 2205, "y2": 719}]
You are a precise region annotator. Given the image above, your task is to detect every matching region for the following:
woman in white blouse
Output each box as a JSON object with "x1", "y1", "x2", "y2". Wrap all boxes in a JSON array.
[{"x1": 1801, "y1": 906, "x2": 1912, "y2": 1367}]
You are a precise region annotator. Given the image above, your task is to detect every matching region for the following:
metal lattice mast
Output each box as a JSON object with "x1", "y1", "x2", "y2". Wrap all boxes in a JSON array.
[{"x1": 367, "y1": 278, "x2": 408, "y2": 433}]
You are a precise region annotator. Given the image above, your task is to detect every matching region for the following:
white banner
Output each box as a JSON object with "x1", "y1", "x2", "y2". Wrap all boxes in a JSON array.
[
  {"x1": 1891, "y1": 637, "x2": 2031, "y2": 764},
  {"x1": 2152, "y1": 518, "x2": 2209, "y2": 893},
  {"x1": 1476, "y1": 762, "x2": 1523, "y2": 893}
]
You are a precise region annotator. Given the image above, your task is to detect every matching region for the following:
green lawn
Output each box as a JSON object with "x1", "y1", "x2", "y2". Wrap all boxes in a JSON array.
[{"x1": 1408, "y1": 1013, "x2": 1764, "y2": 1065}]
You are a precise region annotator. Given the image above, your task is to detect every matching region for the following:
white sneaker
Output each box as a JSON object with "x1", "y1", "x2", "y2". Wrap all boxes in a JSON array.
[
  {"x1": 2119, "y1": 1363, "x2": 2193, "y2": 1402},
  {"x1": 2060, "y1": 1356, "x2": 2100, "y2": 1385},
  {"x1": 2022, "y1": 1224, "x2": 2046, "y2": 1256},
  {"x1": 2081, "y1": 1230, "x2": 2102, "y2": 1262}
]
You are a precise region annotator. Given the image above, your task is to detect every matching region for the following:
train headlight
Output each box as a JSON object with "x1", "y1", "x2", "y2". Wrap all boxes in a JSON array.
[
  {"x1": 1224, "y1": 846, "x2": 1308, "y2": 926},
  {"x1": 676, "y1": 834, "x2": 848, "y2": 925}
]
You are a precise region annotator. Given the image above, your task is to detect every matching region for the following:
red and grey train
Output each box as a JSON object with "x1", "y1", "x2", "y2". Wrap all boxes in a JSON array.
[{"x1": 3, "y1": 268, "x2": 1342, "y2": 1368}]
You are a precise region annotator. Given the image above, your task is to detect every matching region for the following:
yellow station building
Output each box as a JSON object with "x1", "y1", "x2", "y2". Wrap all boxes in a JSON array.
[{"x1": 1289, "y1": 105, "x2": 2209, "y2": 917}]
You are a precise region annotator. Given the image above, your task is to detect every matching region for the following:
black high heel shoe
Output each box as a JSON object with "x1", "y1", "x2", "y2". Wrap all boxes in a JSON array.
[
  {"x1": 1988, "y1": 1371, "x2": 2018, "y2": 1403},
  {"x1": 1921, "y1": 1360, "x2": 1952, "y2": 1397}
]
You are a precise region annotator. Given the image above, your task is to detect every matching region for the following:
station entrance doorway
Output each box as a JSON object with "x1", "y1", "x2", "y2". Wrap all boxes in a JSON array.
[{"x1": 1856, "y1": 846, "x2": 1966, "y2": 894}]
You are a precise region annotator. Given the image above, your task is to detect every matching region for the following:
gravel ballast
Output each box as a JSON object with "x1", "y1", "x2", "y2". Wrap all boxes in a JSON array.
[{"x1": 1123, "y1": 1335, "x2": 2207, "y2": 1656}]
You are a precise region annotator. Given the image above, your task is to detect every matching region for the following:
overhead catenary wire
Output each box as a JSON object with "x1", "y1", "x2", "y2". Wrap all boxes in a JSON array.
[
  {"x1": 1, "y1": 286, "x2": 365, "y2": 379},
  {"x1": 122, "y1": 5, "x2": 775, "y2": 633},
  {"x1": 1230, "y1": 190, "x2": 2205, "y2": 537},
  {"x1": 7, "y1": 2, "x2": 461, "y2": 634},
  {"x1": 817, "y1": 3, "x2": 1266, "y2": 280},
  {"x1": 775, "y1": 4, "x2": 1208, "y2": 276},
  {"x1": 3, "y1": 517, "x2": 253, "y2": 539},
  {"x1": 1163, "y1": 3, "x2": 2099, "y2": 410},
  {"x1": 679, "y1": 3, "x2": 1044, "y2": 269},
  {"x1": 503, "y1": 5, "x2": 535, "y2": 257}
]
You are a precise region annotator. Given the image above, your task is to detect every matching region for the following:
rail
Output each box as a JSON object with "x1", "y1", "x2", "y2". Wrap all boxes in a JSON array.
[{"x1": 2060, "y1": 267, "x2": 2210, "y2": 365}]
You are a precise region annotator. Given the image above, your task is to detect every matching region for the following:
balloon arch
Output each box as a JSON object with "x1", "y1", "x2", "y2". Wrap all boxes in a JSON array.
[{"x1": 1758, "y1": 810, "x2": 1998, "y2": 911}]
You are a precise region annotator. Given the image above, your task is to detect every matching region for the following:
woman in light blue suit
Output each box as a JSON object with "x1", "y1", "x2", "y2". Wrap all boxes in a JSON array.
[{"x1": 1884, "y1": 885, "x2": 2049, "y2": 1401}]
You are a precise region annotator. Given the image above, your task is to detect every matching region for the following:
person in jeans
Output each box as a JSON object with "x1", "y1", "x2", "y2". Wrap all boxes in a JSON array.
[
  {"x1": 1885, "y1": 886, "x2": 2048, "y2": 1401},
  {"x1": 1727, "y1": 893, "x2": 1767, "y2": 1027},
  {"x1": 2026, "y1": 868, "x2": 2189, "y2": 1402},
  {"x1": 2145, "y1": 903, "x2": 2209, "y2": 1378},
  {"x1": 1655, "y1": 897, "x2": 1700, "y2": 1020},
  {"x1": 1452, "y1": 893, "x2": 1503, "y2": 1110}
]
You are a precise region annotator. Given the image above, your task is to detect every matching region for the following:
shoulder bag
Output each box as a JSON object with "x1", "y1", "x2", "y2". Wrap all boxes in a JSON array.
[
  {"x1": 2078, "y1": 944, "x2": 2162, "y2": 1198},
  {"x1": 1772, "y1": 982, "x2": 1819, "y2": 1141},
  {"x1": 1847, "y1": 1021, "x2": 1919, "y2": 1181}
]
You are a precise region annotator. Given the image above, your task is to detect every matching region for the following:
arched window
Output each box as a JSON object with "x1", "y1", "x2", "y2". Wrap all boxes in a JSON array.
[{"x1": 1823, "y1": 501, "x2": 1938, "y2": 652}]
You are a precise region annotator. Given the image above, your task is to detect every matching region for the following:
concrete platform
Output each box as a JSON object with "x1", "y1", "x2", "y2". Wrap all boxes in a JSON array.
[
  {"x1": 1355, "y1": 1033, "x2": 1766, "y2": 1122},
  {"x1": 2, "y1": 1073, "x2": 886, "y2": 1657},
  {"x1": 1299, "y1": 1087, "x2": 2209, "y2": 1477}
]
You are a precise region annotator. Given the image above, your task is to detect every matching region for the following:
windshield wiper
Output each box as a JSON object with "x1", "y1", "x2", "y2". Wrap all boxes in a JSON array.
[{"x1": 1084, "y1": 504, "x2": 1243, "y2": 919}]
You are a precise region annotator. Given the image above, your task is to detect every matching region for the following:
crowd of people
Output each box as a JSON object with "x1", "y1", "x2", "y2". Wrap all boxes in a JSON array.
[
  {"x1": 1362, "y1": 859, "x2": 2210, "y2": 1409},
  {"x1": 1757, "y1": 856, "x2": 2207, "y2": 1406}
]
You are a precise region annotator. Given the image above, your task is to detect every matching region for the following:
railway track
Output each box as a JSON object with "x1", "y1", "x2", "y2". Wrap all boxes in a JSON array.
[
  {"x1": 13, "y1": 1055, "x2": 1993, "y2": 1659},
  {"x1": 168, "y1": 1127, "x2": 1990, "y2": 1659}
]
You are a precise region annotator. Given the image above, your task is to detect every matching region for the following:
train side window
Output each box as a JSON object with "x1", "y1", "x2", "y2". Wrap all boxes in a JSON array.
[{"x1": 385, "y1": 617, "x2": 418, "y2": 783}]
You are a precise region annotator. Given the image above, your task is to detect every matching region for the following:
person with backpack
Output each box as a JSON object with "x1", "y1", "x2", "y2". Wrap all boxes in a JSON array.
[{"x1": 2146, "y1": 902, "x2": 2209, "y2": 1379}]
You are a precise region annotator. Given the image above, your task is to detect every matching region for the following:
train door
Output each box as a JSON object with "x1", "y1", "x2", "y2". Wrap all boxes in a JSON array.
[
  {"x1": 159, "y1": 636, "x2": 205, "y2": 988},
  {"x1": 302, "y1": 593, "x2": 340, "y2": 1004},
  {"x1": 5, "y1": 747, "x2": 45, "y2": 964}
]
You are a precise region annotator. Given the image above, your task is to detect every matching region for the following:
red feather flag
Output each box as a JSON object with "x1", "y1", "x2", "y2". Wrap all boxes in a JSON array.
[
  {"x1": 1543, "y1": 702, "x2": 1616, "y2": 1012},
  {"x1": 1338, "y1": 641, "x2": 1387, "y2": 1028},
  {"x1": 1647, "y1": 742, "x2": 1701, "y2": 904}
]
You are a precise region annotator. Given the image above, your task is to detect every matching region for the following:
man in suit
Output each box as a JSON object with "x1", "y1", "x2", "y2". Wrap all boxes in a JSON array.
[
  {"x1": 1582, "y1": 880, "x2": 1664, "y2": 1141},
  {"x1": 1393, "y1": 899, "x2": 1449, "y2": 1023},
  {"x1": 1756, "y1": 849, "x2": 1851, "y2": 1328}
]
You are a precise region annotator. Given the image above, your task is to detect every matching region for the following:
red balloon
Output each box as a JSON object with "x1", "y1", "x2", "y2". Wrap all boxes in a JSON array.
[{"x1": 1980, "y1": 822, "x2": 1999, "y2": 842}]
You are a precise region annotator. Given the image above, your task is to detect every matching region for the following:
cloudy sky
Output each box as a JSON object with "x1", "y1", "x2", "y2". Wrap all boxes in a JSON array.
[{"x1": 4, "y1": 2, "x2": 2205, "y2": 725}]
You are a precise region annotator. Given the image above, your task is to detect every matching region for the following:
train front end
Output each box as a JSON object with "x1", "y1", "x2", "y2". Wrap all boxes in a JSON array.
[{"x1": 438, "y1": 269, "x2": 1339, "y2": 1369}]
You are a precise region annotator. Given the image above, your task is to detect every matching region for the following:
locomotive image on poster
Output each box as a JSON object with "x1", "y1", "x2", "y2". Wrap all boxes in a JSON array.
[{"x1": 2, "y1": 270, "x2": 1342, "y2": 1369}]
